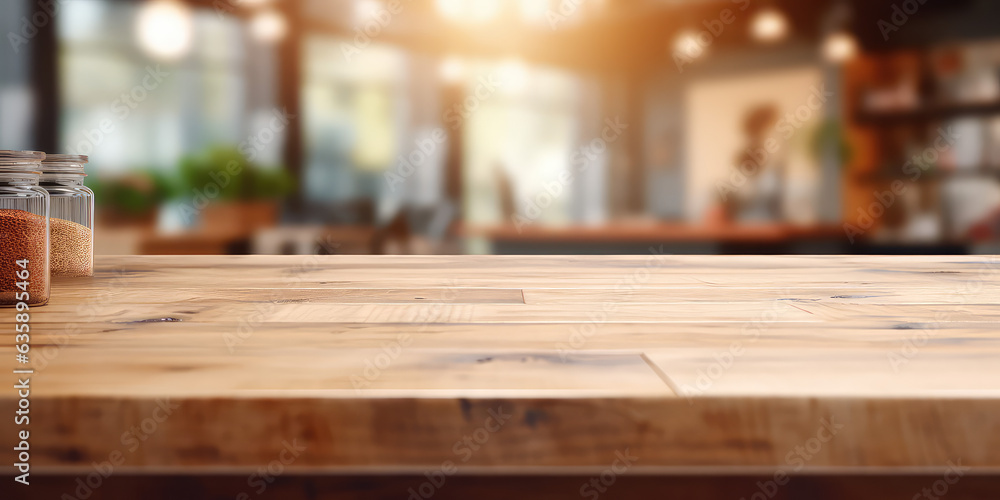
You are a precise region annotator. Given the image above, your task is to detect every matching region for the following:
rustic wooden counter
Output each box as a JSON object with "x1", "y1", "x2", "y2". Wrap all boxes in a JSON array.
[{"x1": 3, "y1": 255, "x2": 1000, "y2": 497}]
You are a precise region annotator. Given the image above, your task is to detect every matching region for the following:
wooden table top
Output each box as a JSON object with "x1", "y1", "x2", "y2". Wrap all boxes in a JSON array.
[{"x1": 4, "y1": 255, "x2": 1000, "y2": 475}]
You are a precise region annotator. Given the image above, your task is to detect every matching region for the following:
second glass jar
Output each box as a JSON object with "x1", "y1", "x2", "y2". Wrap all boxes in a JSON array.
[{"x1": 40, "y1": 154, "x2": 94, "y2": 277}]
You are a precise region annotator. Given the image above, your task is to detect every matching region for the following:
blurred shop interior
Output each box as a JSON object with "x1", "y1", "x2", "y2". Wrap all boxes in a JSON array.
[{"x1": 4, "y1": 0, "x2": 1000, "y2": 255}]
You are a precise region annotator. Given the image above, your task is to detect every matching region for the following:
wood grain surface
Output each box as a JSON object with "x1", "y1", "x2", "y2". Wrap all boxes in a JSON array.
[{"x1": 2, "y1": 255, "x2": 999, "y2": 477}]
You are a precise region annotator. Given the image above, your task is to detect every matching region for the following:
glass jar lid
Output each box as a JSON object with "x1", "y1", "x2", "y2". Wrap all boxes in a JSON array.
[
  {"x1": 41, "y1": 153, "x2": 88, "y2": 174},
  {"x1": 0, "y1": 150, "x2": 45, "y2": 173}
]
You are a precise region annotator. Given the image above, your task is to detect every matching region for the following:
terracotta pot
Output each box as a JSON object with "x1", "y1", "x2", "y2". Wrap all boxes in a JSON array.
[
  {"x1": 201, "y1": 201, "x2": 278, "y2": 235},
  {"x1": 241, "y1": 201, "x2": 279, "y2": 232},
  {"x1": 96, "y1": 206, "x2": 158, "y2": 230}
]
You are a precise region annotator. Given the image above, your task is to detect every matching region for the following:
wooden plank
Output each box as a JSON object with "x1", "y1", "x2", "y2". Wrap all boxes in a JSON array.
[
  {"x1": 522, "y1": 287, "x2": 1000, "y2": 305},
  {"x1": 45, "y1": 285, "x2": 1000, "y2": 306},
  {"x1": 25, "y1": 301, "x2": 821, "y2": 324},
  {"x1": 48, "y1": 287, "x2": 526, "y2": 305},
  {"x1": 644, "y1": 347, "x2": 1000, "y2": 398},
  {"x1": 14, "y1": 322, "x2": 999, "y2": 350},
  {"x1": 21, "y1": 350, "x2": 674, "y2": 397},
  {"x1": 62, "y1": 255, "x2": 999, "y2": 290}
]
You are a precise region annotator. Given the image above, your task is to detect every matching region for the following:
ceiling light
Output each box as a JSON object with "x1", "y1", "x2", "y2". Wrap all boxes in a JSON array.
[
  {"x1": 250, "y1": 9, "x2": 288, "y2": 43},
  {"x1": 354, "y1": 0, "x2": 383, "y2": 24},
  {"x1": 498, "y1": 58, "x2": 529, "y2": 93},
  {"x1": 469, "y1": 0, "x2": 501, "y2": 22},
  {"x1": 673, "y1": 30, "x2": 706, "y2": 59},
  {"x1": 440, "y1": 56, "x2": 465, "y2": 83},
  {"x1": 518, "y1": 0, "x2": 549, "y2": 23},
  {"x1": 135, "y1": 0, "x2": 193, "y2": 61},
  {"x1": 751, "y1": 8, "x2": 789, "y2": 43},
  {"x1": 436, "y1": 0, "x2": 463, "y2": 20},
  {"x1": 822, "y1": 31, "x2": 858, "y2": 63},
  {"x1": 436, "y1": 0, "x2": 501, "y2": 23}
]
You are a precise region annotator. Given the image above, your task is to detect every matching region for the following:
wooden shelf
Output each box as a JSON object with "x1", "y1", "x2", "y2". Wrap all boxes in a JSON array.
[
  {"x1": 853, "y1": 167, "x2": 1000, "y2": 182},
  {"x1": 855, "y1": 101, "x2": 1000, "y2": 126}
]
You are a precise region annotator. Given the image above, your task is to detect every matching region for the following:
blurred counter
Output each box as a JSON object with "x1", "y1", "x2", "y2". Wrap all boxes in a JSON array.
[{"x1": 463, "y1": 222, "x2": 847, "y2": 255}]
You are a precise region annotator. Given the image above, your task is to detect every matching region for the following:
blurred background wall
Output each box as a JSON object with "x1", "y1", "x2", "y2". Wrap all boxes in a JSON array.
[{"x1": 4, "y1": 0, "x2": 1000, "y2": 255}]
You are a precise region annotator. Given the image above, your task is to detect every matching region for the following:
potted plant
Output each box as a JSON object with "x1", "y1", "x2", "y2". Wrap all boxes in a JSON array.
[
  {"x1": 242, "y1": 165, "x2": 295, "y2": 230},
  {"x1": 88, "y1": 170, "x2": 176, "y2": 228},
  {"x1": 176, "y1": 146, "x2": 294, "y2": 234}
]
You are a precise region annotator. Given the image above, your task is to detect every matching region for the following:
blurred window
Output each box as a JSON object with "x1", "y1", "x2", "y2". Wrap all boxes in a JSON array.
[
  {"x1": 463, "y1": 60, "x2": 582, "y2": 227},
  {"x1": 59, "y1": 0, "x2": 248, "y2": 173},
  {"x1": 0, "y1": 0, "x2": 31, "y2": 150},
  {"x1": 302, "y1": 36, "x2": 406, "y2": 204},
  {"x1": 302, "y1": 37, "x2": 590, "y2": 226}
]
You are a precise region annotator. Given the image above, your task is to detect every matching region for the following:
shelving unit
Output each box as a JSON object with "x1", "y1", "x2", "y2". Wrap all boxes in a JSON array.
[{"x1": 843, "y1": 45, "x2": 1000, "y2": 250}]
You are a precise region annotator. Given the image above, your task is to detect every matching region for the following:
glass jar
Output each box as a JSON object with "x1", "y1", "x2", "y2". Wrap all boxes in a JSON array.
[
  {"x1": 40, "y1": 154, "x2": 95, "y2": 277},
  {"x1": 0, "y1": 150, "x2": 50, "y2": 306}
]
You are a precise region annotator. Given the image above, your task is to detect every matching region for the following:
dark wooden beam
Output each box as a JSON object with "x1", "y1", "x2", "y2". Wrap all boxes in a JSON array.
[
  {"x1": 276, "y1": 0, "x2": 305, "y2": 213},
  {"x1": 29, "y1": 0, "x2": 59, "y2": 153},
  {"x1": 441, "y1": 84, "x2": 464, "y2": 211},
  {"x1": 625, "y1": 65, "x2": 647, "y2": 214}
]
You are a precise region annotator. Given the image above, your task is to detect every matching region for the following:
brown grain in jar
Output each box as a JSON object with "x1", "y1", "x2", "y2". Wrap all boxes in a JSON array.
[
  {"x1": 0, "y1": 209, "x2": 49, "y2": 305},
  {"x1": 0, "y1": 150, "x2": 50, "y2": 307}
]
